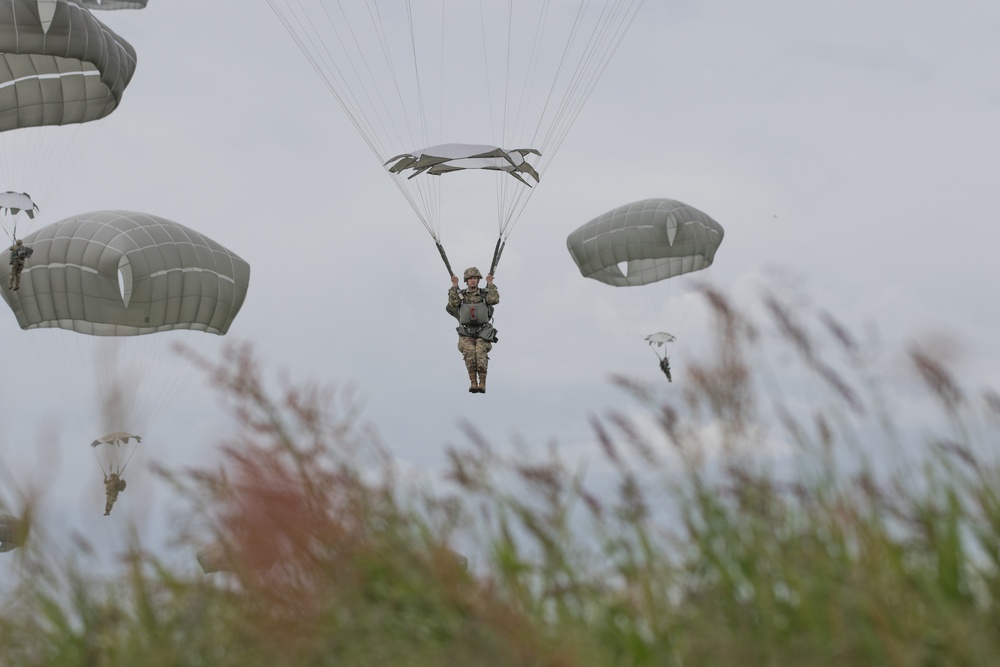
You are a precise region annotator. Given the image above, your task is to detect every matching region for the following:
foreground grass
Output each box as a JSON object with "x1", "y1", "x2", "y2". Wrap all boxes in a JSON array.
[{"x1": 2, "y1": 288, "x2": 1000, "y2": 666}]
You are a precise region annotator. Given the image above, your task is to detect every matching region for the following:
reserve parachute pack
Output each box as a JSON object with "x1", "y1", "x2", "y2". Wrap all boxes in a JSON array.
[{"x1": 455, "y1": 290, "x2": 498, "y2": 342}]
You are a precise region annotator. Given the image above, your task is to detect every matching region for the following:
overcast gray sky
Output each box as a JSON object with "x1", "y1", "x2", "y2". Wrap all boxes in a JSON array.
[{"x1": 1, "y1": 0, "x2": 998, "y2": 571}]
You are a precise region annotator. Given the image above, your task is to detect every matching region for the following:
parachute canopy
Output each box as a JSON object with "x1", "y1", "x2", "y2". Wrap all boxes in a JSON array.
[
  {"x1": 78, "y1": 0, "x2": 148, "y2": 8},
  {"x1": 91, "y1": 431, "x2": 141, "y2": 448},
  {"x1": 0, "y1": 191, "x2": 38, "y2": 219},
  {"x1": 0, "y1": 513, "x2": 27, "y2": 552},
  {"x1": 0, "y1": 210, "x2": 251, "y2": 336},
  {"x1": 645, "y1": 332, "x2": 676, "y2": 347},
  {"x1": 385, "y1": 144, "x2": 541, "y2": 186},
  {"x1": 91, "y1": 431, "x2": 141, "y2": 477},
  {"x1": 566, "y1": 199, "x2": 724, "y2": 288},
  {"x1": 0, "y1": 0, "x2": 138, "y2": 132}
]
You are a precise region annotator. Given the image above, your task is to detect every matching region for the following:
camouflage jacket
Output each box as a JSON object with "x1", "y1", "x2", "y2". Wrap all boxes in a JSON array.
[{"x1": 8, "y1": 245, "x2": 31, "y2": 264}]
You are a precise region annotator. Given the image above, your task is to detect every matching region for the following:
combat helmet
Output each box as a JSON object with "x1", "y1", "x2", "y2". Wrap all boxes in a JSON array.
[{"x1": 463, "y1": 267, "x2": 483, "y2": 281}]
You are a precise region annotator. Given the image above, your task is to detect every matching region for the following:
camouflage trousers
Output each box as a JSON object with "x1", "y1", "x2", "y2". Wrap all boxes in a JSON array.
[
  {"x1": 8, "y1": 259, "x2": 23, "y2": 290},
  {"x1": 104, "y1": 490, "x2": 119, "y2": 516},
  {"x1": 458, "y1": 336, "x2": 492, "y2": 374}
]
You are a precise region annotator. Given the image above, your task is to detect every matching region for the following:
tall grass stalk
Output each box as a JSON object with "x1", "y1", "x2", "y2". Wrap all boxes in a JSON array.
[{"x1": 1, "y1": 288, "x2": 999, "y2": 666}]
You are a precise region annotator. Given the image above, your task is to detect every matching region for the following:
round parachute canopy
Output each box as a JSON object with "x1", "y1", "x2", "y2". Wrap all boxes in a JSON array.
[
  {"x1": 645, "y1": 332, "x2": 676, "y2": 348},
  {"x1": 567, "y1": 199, "x2": 724, "y2": 288},
  {"x1": 91, "y1": 431, "x2": 141, "y2": 476},
  {"x1": 0, "y1": 210, "x2": 251, "y2": 336},
  {"x1": 0, "y1": 191, "x2": 39, "y2": 219},
  {"x1": 0, "y1": 0, "x2": 138, "y2": 132},
  {"x1": 266, "y1": 0, "x2": 644, "y2": 243},
  {"x1": 567, "y1": 199, "x2": 724, "y2": 364},
  {"x1": 78, "y1": 0, "x2": 148, "y2": 8},
  {"x1": 0, "y1": 513, "x2": 28, "y2": 552},
  {"x1": 0, "y1": 190, "x2": 39, "y2": 240}
]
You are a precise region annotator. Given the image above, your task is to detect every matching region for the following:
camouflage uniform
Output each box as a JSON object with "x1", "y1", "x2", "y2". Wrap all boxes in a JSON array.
[
  {"x1": 103, "y1": 474, "x2": 127, "y2": 516},
  {"x1": 447, "y1": 267, "x2": 500, "y2": 393},
  {"x1": 8, "y1": 239, "x2": 32, "y2": 291},
  {"x1": 659, "y1": 357, "x2": 672, "y2": 382}
]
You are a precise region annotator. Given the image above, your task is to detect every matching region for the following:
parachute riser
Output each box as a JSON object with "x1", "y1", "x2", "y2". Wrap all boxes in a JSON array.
[
  {"x1": 437, "y1": 238, "x2": 505, "y2": 281},
  {"x1": 91, "y1": 448, "x2": 113, "y2": 478},
  {"x1": 436, "y1": 241, "x2": 455, "y2": 278},
  {"x1": 489, "y1": 237, "x2": 506, "y2": 277}
]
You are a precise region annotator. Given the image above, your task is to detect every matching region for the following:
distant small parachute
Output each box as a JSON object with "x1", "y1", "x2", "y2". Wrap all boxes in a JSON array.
[
  {"x1": 91, "y1": 431, "x2": 142, "y2": 477},
  {"x1": 91, "y1": 430, "x2": 142, "y2": 447},
  {"x1": 567, "y1": 199, "x2": 724, "y2": 371},
  {"x1": 78, "y1": 0, "x2": 149, "y2": 8},
  {"x1": 0, "y1": 192, "x2": 39, "y2": 237},
  {"x1": 93, "y1": 432, "x2": 138, "y2": 516},
  {"x1": 0, "y1": 513, "x2": 28, "y2": 553},
  {"x1": 645, "y1": 332, "x2": 677, "y2": 348},
  {"x1": 0, "y1": 192, "x2": 39, "y2": 219}
]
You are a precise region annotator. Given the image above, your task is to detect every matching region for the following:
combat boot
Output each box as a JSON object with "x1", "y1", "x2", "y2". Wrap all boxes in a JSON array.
[
  {"x1": 468, "y1": 369, "x2": 479, "y2": 393},
  {"x1": 477, "y1": 370, "x2": 487, "y2": 394}
]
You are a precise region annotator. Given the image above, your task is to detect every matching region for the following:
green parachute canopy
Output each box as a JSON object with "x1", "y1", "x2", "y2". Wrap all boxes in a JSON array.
[
  {"x1": 566, "y1": 199, "x2": 724, "y2": 288},
  {"x1": 0, "y1": 0, "x2": 138, "y2": 132},
  {"x1": 0, "y1": 210, "x2": 251, "y2": 336}
]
